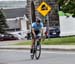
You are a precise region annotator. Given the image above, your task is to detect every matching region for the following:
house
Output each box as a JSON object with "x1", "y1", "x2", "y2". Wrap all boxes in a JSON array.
[{"x1": 2, "y1": 8, "x2": 29, "y2": 39}]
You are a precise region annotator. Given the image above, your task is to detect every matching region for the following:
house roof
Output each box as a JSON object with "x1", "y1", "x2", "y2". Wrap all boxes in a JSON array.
[{"x1": 2, "y1": 8, "x2": 26, "y2": 18}]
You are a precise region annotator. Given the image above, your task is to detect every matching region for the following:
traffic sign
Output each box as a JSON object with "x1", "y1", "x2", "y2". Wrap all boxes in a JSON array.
[{"x1": 36, "y1": 2, "x2": 52, "y2": 16}]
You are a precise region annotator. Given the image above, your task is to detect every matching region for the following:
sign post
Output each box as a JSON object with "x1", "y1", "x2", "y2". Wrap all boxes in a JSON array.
[{"x1": 36, "y1": 1, "x2": 52, "y2": 38}]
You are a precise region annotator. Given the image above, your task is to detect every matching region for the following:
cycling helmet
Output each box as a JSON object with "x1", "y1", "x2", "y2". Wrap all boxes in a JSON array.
[{"x1": 36, "y1": 17, "x2": 41, "y2": 23}]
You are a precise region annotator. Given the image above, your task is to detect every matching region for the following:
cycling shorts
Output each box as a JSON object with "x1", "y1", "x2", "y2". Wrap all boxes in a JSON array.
[{"x1": 32, "y1": 30, "x2": 40, "y2": 39}]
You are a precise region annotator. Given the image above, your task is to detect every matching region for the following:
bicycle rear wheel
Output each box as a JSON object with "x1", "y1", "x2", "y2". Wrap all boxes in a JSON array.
[{"x1": 35, "y1": 41, "x2": 41, "y2": 60}]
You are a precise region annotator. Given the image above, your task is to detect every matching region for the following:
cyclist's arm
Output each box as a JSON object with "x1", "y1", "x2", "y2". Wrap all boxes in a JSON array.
[
  {"x1": 41, "y1": 24, "x2": 46, "y2": 41},
  {"x1": 40, "y1": 28, "x2": 43, "y2": 36},
  {"x1": 31, "y1": 23, "x2": 36, "y2": 37},
  {"x1": 32, "y1": 28, "x2": 36, "y2": 37},
  {"x1": 40, "y1": 27, "x2": 45, "y2": 41},
  {"x1": 40, "y1": 22, "x2": 44, "y2": 36}
]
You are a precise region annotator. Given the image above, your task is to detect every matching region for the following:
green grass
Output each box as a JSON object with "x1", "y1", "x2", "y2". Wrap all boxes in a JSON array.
[
  {"x1": 15, "y1": 36, "x2": 75, "y2": 45},
  {"x1": 15, "y1": 40, "x2": 32, "y2": 45}
]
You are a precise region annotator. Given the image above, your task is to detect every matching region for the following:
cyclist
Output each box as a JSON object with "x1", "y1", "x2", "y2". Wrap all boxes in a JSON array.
[{"x1": 30, "y1": 18, "x2": 44, "y2": 53}]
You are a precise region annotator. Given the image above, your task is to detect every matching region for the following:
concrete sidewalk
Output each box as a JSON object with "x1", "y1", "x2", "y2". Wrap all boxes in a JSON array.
[
  {"x1": 0, "y1": 40, "x2": 75, "y2": 51},
  {"x1": 0, "y1": 45, "x2": 75, "y2": 51},
  {"x1": 0, "y1": 40, "x2": 28, "y2": 46}
]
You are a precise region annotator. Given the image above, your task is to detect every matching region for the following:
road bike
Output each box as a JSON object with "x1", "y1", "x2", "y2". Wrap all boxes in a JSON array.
[{"x1": 31, "y1": 33, "x2": 41, "y2": 60}]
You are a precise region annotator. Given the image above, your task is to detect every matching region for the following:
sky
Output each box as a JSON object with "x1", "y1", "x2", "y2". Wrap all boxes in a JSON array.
[{"x1": 0, "y1": 0, "x2": 26, "y2": 1}]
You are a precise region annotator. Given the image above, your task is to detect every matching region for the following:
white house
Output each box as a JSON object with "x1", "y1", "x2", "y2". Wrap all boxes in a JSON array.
[{"x1": 2, "y1": 8, "x2": 29, "y2": 39}]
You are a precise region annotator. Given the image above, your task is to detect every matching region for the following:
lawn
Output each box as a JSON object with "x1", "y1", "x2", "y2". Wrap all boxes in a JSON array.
[{"x1": 15, "y1": 36, "x2": 75, "y2": 45}]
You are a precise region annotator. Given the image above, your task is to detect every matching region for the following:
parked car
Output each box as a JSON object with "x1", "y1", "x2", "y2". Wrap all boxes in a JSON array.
[
  {"x1": 0, "y1": 34, "x2": 4, "y2": 41},
  {"x1": 45, "y1": 27, "x2": 60, "y2": 38},
  {"x1": 0, "y1": 34, "x2": 18, "y2": 41}
]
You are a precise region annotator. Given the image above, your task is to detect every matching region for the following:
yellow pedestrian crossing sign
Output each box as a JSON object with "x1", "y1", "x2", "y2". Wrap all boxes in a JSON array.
[{"x1": 36, "y1": 2, "x2": 52, "y2": 16}]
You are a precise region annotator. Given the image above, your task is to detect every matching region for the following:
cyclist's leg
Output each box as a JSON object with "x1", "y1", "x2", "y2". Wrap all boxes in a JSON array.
[
  {"x1": 31, "y1": 31, "x2": 36, "y2": 53},
  {"x1": 31, "y1": 39, "x2": 35, "y2": 53},
  {"x1": 31, "y1": 30, "x2": 40, "y2": 53}
]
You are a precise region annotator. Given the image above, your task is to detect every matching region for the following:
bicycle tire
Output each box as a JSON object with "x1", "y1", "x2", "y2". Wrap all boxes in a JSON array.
[{"x1": 35, "y1": 41, "x2": 41, "y2": 60}]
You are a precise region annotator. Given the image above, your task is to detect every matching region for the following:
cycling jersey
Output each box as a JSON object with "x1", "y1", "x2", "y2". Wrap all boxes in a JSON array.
[{"x1": 32, "y1": 22, "x2": 43, "y2": 31}]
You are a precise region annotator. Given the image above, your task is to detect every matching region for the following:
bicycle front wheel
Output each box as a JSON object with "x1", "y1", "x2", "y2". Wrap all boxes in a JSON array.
[{"x1": 35, "y1": 41, "x2": 41, "y2": 60}]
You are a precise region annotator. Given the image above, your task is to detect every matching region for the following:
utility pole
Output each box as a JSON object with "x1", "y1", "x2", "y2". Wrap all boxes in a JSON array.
[{"x1": 46, "y1": 14, "x2": 50, "y2": 38}]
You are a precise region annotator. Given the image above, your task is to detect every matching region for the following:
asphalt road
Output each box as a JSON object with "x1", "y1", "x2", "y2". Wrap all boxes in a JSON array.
[{"x1": 0, "y1": 50, "x2": 75, "y2": 64}]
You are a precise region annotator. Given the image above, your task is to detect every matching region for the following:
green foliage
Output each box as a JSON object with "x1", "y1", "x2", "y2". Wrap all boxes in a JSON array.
[
  {"x1": 57, "y1": 0, "x2": 75, "y2": 17},
  {"x1": 0, "y1": 9, "x2": 8, "y2": 34}
]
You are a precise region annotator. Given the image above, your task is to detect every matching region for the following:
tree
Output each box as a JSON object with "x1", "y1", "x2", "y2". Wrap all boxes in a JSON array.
[
  {"x1": 0, "y1": 9, "x2": 8, "y2": 34},
  {"x1": 57, "y1": 0, "x2": 75, "y2": 17}
]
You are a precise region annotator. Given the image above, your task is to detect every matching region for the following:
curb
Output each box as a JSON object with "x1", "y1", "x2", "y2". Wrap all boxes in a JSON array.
[{"x1": 0, "y1": 45, "x2": 75, "y2": 51}]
